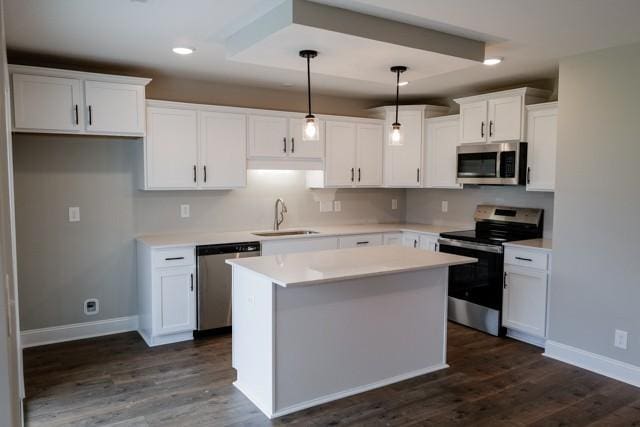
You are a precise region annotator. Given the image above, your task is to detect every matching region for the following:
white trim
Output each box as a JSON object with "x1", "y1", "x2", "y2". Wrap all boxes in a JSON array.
[
  {"x1": 8, "y1": 64, "x2": 151, "y2": 86},
  {"x1": 453, "y1": 87, "x2": 551, "y2": 104},
  {"x1": 137, "y1": 329, "x2": 193, "y2": 347},
  {"x1": 20, "y1": 316, "x2": 139, "y2": 348},
  {"x1": 507, "y1": 328, "x2": 546, "y2": 348},
  {"x1": 239, "y1": 363, "x2": 449, "y2": 419},
  {"x1": 544, "y1": 340, "x2": 640, "y2": 388}
]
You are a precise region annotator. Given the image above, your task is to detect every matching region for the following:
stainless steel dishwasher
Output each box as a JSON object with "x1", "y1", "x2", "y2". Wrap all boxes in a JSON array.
[{"x1": 195, "y1": 242, "x2": 260, "y2": 335}]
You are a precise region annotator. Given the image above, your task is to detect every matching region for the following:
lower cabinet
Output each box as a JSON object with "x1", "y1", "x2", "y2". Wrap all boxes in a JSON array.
[
  {"x1": 338, "y1": 233, "x2": 383, "y2": 249},
  {"x1": 502, "y1": 246, "x2": 551, "y2": 346},
  {"x1": 383, "y1": 232, "x2": 403, "y2": 246},
  {"x1": 137, "y1": 243, "x2": 197, "y2": 346},
  {"x1": 402, "y1": 232, "x2": 439, "y2": 252},
  {"x1": 261, "y1": 237, "x2": 338, "y2": 256},
  {"x1": 402, "y1": 232, "x2": 420, "y2": 248}
]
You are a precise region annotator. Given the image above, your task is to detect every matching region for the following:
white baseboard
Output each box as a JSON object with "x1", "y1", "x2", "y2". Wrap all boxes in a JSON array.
[
  {"x1": 20, "y1": 316, "x2": 139, "y2": 348},
  {"x1": 507, "y1": 329, "x2": 546, "y2": 348},
  {"x1": 544, "y1": 340, "x2": 640, "y2": 388}
]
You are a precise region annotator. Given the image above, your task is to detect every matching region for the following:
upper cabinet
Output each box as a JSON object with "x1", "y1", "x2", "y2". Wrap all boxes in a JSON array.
[
  {"x1": 370, "y1": 105, "x2": 449, "y2": 188},
  {"x1": 526, "y1": 102, "x2": 558, "y2": 192},
  {"x1": 143, "y1": 101, "x2": 246, "y2": 190},
  {"x1": 248, "y1": 115, "x2": 289, "y2": 158},
  {"x1": 455, "y1": 88, "x2": 551, "y2": 144},
  {"x1": 9, "y1": 65, "x2": 151, "y2": 137},
  {"x1": 424, "y1": 115, "x2": 462, "y2": 189}
]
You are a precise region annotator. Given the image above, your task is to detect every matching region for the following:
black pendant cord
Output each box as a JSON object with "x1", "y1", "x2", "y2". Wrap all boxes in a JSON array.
[
  {"x1": 395, "y1": 69, "x2": 400, "y2": 124},
  {"x1": 307, "y1": 55, "x2": 312, "y2": 117}
]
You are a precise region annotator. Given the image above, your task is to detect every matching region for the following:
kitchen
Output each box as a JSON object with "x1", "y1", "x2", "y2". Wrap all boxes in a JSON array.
[{"x1": 0, "y1": 1, "x2": 639, "y2": 426}]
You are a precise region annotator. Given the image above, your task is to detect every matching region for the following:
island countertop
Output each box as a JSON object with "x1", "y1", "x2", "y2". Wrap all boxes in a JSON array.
[{"x1": 226, "y1": 245, "x2": 476, "y2": 287}]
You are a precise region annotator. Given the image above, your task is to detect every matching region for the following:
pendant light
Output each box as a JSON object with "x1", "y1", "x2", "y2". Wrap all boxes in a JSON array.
[
  {"x1": 389, "y1": 66, "x2": 407, "y2": 146},
  {"x1": 300, "y1": 50, "x2": 319, "y2": 141}
]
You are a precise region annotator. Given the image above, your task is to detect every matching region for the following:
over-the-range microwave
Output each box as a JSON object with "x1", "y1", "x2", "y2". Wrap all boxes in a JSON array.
[{"x1": 456, "y1": 141, "x2": 527, "y2": 185}]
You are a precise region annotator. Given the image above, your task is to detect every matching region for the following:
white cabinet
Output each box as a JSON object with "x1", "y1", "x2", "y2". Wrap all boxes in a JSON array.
[
  {"x1": 424, "y1": 115, "x2": 462, "y2": 189},
  {"x1": 338, "y1": 233, "x2": 383, "y2": 249},
  {"x1": 383, "y1": 232, "x2": 403, "y2": 246},
  {"x1": 502, "y1": 245, "x2": 552, "y2": 345},
  {"x1": 419, "y1": 234, "x2": 439, "y2": 252},
  {"x1": 143, "y1": 101, "x2": 247, "y2": 190},
  {"x1": 455, "y1": 88, "x2": 550, "y2": 144},
  {"x1": 248, "y1": 114, "x2": 323, "y2": 160},
  {"x1": 526, "y1": 102, "x2": 558, "y2": 192},
  {"x1": 12, "y1": 74, "x2": 83, "y2": 132},
  {"x1": 9, "y1": 65, "x2": 150, "y2": 136},
  {"x1": 199, "y1": 111, "x2": 247, "y2": 189},
  {"x1": 137, "y1": 243, "x2": 197, "y2": 347},
  {"x1": 384, "y1": 109, "x2": 424, "y2": 187},
  {"x1": 402, "y1": 232, "x2": 420, "y2": 249},
  {"x1": 261, "y1": 237, "x2": 339, "y2": 256},
  {"x1": 84, "y1": 81, "x2": 145, "y2": 135},
  {"x1": 315, "y1": 120, "x2": 383, "y2": 188},
  {"x1": 145, "y1": 107, "x2": 199, "y2": 189}
]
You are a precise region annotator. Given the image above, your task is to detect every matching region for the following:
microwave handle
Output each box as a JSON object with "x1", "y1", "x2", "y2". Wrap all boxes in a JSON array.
[{"x1": 496, "y1": 151, "x2": 501, "y2": 178}]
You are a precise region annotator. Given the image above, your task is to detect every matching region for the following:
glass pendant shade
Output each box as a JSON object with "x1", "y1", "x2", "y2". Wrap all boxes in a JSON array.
[
  {"x1": 302, "y1": 115, "x2": 319, "y2": 141},
  {"x1": 389, "y1": 122, "x2": 402, "y2": 146},
  {"x1": 389, "y1": 65, "x2": 407, "y2": 146}
]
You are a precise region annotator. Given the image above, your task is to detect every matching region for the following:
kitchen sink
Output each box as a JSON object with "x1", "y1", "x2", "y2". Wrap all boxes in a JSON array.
[{"x1": 252, "y1": 230, "x2": 319, "y2": 237}]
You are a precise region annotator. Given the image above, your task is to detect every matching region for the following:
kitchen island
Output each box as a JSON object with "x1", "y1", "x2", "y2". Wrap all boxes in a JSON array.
[{"x1": 226, "y1": 245, "x2": 476, "y2": 418}]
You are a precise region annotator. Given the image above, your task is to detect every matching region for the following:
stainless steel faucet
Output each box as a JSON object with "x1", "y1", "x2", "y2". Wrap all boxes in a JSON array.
[{"x1": 274, "y1": 198, "x2": 288, "y2": 231}]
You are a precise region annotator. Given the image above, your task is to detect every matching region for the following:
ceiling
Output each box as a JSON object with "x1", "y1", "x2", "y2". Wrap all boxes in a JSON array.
[{"x1": 6, "y1": 0, "x2": 640, "y2": 100}]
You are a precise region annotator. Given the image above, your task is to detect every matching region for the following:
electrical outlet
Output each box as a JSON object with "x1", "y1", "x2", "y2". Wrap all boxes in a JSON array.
[
  {"x1": 180, "y1": 204, "x2": 190, "y2": 218},
  {"x1": 333, "y1": 201, "x2": 342, "y2": 212},
  {"x1": 320, "y1": 201, "x2": 333, "y2": 213},
  {"x1": 68, "y1": 207, "x2": 80, "y2": 222},
  {"x1": 442, "y1": 201, "x2": 448, "y2": 213},
  {"x1": 84, "y1": 298, "x2": 99, "y2": 316},
  {"x1": 614, "y1": 329, "x2": 628, "y2": 349},
  {"x1": 392, "y1": 199, "x2": 398, "y2": 210}
]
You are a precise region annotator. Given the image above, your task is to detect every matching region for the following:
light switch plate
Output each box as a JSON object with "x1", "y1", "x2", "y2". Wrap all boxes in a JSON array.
[
  {"x1": 442, "y1": 201, "x2": 448, "y2": 213},
  {"x1": 180, "y1": 204, "x2": 190, "y2": 218},
  {"x1": 68, "y1": 207, "x2": 80, "y2": 222},
  {"x1": 333, "y1": 201, "x2": 342, "y2": 212},
  {"x1": 392, "y1": 199, "x2": 398, "y2": 210},
  {"x1": 614, "y1": 329, "x2": 628, "y2": 349}
]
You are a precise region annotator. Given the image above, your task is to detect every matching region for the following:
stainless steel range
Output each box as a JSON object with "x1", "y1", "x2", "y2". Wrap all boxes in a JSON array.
[{"x1": 438, "y1": 205, "x2": 544, "y2": 336}]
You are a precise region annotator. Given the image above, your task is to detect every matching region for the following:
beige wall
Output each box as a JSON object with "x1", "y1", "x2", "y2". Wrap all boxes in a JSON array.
[
  {"x1": 548, "y1": 42, "x2": 640, "y2": 366},
  {"x1": 13, "y1": 134, "x2": 404, "y2": 330}
]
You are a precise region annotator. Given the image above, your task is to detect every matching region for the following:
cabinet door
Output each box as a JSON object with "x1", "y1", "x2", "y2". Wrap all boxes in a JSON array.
[
  {"x1": 248, "y1": 115, "x2": 288, "y2": 158},
  {"x1": 502, "y1": 265, "x2": 548, "y2": 338},
  {"x1": 402, "y1": 232, "x2": 420, "y2": 248},
  {"x1": 356, "y1": 123, "x2": 383, "y2": 186},
  {"x1": 261, "y1": 237, "x2": 339, "y2": 256},
  {"x1": 199, "y1": 111, "x2": 247, "y2": 189},
  {"x1": 325, "y1": 121, "x2": 357, "y2": 186},
  {"x1": 288, "y1": 118, "x2": 323, "y2": 159},
  {"x1": 459, "y1": 100, "x2": 487, "y2": 144},
  {"x1": 12, "y1": 74, "x2": 83, "y2": 132},
  {"x1": 526, "y1": 106, "x2": 557, "y2": 192},
  {"x1": 488, "y1": 96, "x2": 522, "y2": 142},
  {"x1": 84, "y1": 81, "x2": 145, "y2": 135},
  {"x1": 146, "y1": 107, "x2": 199, "y2": 189},
  {"x1": 383, "y1": 233, "x2": 403, "y2": 246},
  {"x1": 154, "y1": 266, "x2": 196, "y2": 336},
  {"x1": 419, "y1": 235, "x2": 439, "y2": 252},
  {"x1": 425, "y1": 117, "x2": 462, "y2": 189},
  {"x1": 338, "y1": 233, "x2": 383, "y2": 249},
  {"x1": 385, "y1": 110, "x2": 423, "y2": 187}
]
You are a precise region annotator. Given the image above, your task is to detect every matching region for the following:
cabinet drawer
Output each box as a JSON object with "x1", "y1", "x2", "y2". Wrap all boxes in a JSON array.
[
  {"x1": 152, "y1": 247, "x2": 195, "y2": 268},
  {"x1": 338, "y1": 233, "x2": 383, "y2": 249},
  {"x1": 505, "y1": 247, "x2": 547, "y2": 270}
]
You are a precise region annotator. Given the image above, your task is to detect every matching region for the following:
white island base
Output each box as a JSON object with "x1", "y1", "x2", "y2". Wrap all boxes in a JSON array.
[{"x1": 228, "y1": 246, "x2": 475, "y2": 419}]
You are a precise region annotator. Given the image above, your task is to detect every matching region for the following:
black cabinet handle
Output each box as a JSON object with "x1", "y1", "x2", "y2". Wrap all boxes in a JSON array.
[
  {"x1": 351, "y1": 167, "x2": 354, "y2": 182},
  {"x1": 413, "y1": 240, "x2": 417, "y2": 248},
  {"x1": 74, "y1": 104, "x2": 79, "y2": 125},
  {"x1": 515, "y1": 256, "x2": 533, "y2": 262},
  {"x1": 283, "y1": 137, "x2": 287, "y2": 153},
  {"x1": 489, "y1": 120, "x2": 493, "y2": 137},
  {"x1": 88, "y1": 105, "x2": 92, "y2": 126},
  {"x1": 356, "y1": 241, "x2": 369, "y2": 245},
  {"x1": 204, "y1": 165, "x2": 207, "y2": 183},
  {"x1": 291, "y1": 137, "x2": 295, "y2": 153},
  {"x1": 358, "y1": 168, "x2": 361, "y2": 182},
  {"x1": 481, "y1": 121, "x2": 484, "y2": 138},
  {"x1": 417, "y1": 168, "x2": 420, "y2": 183},
  {"x1": 527, "y1": 167, "x2": 531, "y2": 184},
  {"x1": 165, "y1": 256, "x2": 185, "y2": 261},
  {"x1": 190, "y1": 273, "x2": 194, "y2": 292},
  {"x1": 504, "y1": 271, "x2": 508, "y2": 289},
  {"x1": 193, "y1": 165, "x2": 197, "y2": 183}
]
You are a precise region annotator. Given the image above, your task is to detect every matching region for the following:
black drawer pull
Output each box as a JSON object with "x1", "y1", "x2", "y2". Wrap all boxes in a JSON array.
[
  {"x1": 515, "y1": 256, "x2": 533, "y2": 262},
  {"x1": 356, "y1": 241, "x2": 369, "y2": 245},
  {"x1": 165, "y1": 256, "x2": 185, "y2": 261}
]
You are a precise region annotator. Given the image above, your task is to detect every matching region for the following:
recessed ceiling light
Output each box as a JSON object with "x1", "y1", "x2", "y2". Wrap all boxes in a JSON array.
[
  {"x1": 398, "y1": 81, "x2": 409, "y2": 87},
  {"x1": 172, "y1": 47, "x2": 195, "y2": 55},
  {"x1": 483, "y1": 57, "x2": 503, "y2": 66}
]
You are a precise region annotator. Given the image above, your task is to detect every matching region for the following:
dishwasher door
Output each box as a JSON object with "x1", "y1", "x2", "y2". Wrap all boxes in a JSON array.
[{"x1": 197, "y1": 247, "x2": 259, "y2": 331}]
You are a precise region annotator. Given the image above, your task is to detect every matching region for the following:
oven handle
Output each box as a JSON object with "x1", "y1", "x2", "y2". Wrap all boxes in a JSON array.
[{"x1": 437, "y1": 238, "x2": 504, "y2": 254}]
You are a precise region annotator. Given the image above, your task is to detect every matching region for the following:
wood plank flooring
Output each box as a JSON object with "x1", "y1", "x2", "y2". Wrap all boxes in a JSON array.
[{"x1": 23, "y1": 323, "x2": 640, "y2": 426}]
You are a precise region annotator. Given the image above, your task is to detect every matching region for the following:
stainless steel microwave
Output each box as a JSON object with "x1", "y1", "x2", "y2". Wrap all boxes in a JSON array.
[{"x1": 456, "y1": 142, "x2": 527, "y2": 185}]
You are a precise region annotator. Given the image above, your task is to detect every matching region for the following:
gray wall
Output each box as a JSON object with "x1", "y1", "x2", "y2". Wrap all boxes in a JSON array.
[
  {"x1": 548, "y1": 43, "x2": 640, "y2": 366},
  {"x1": 406, "y1": 187, "x2": 555, "y2": 238},
  {"x1": 13, "y1": 134, "x2": 405, "y2": 330}
]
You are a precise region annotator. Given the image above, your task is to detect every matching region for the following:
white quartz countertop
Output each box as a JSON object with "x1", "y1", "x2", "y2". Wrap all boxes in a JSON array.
[
  {"x1": 503, "y1": 238, "x2": 553, "y2": 252},
  {"x1": 226, "y1": 245, "x2": 477, "y2": 287},
  {"x1": 136, "y1": 223, "x2": 469, "y2": 248}
]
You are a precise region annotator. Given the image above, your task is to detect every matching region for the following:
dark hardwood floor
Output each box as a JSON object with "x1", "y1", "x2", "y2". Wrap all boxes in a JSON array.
[{"x1": 23, "y1": 323, "x2": 640, "y2": 426}]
